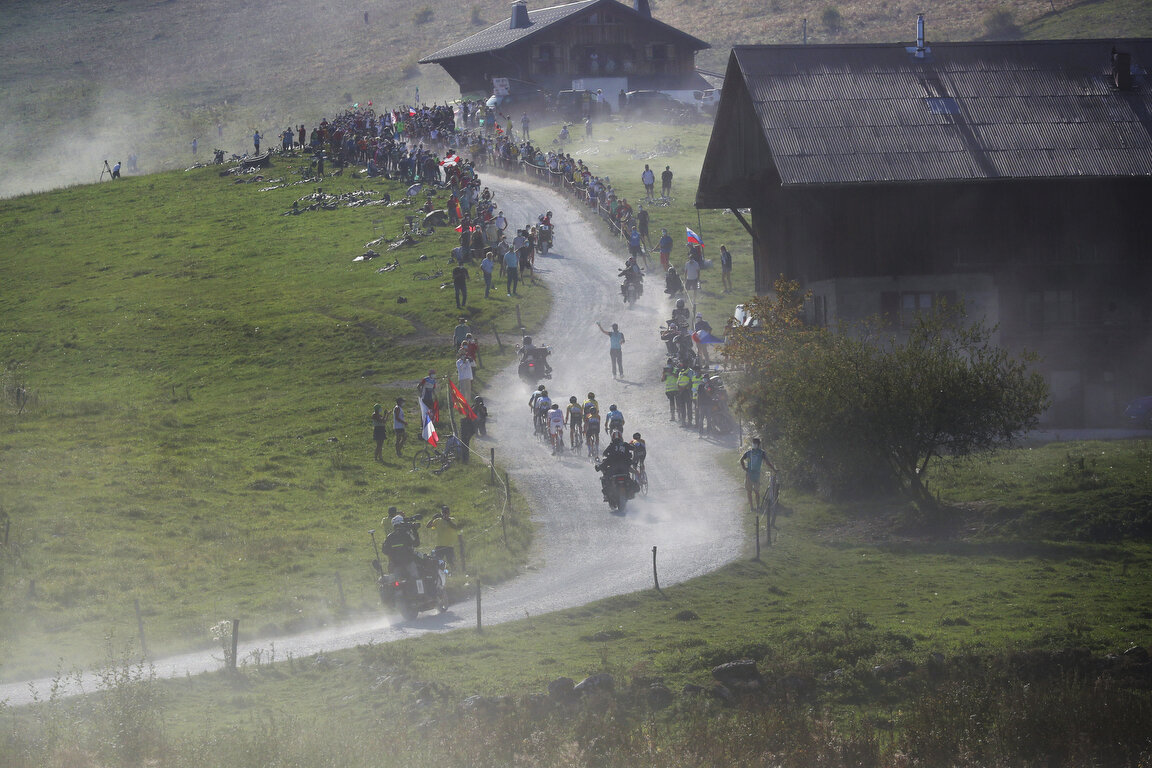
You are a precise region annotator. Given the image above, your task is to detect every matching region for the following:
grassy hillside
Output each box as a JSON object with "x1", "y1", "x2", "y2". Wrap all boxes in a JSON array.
[
  {"x1": 0, "y1": 156, "x2": 546, "y2": 680},
  {"x1": 3, "y1": 0, "x2": 1152, "y2": 198}
]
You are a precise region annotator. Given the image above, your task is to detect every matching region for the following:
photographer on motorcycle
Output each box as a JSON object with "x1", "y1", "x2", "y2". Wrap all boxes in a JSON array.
[
  {"x1": 518, "y1": 335, "x2": 553, "y2": 376},
  {"x1": 598, "y1": 431, "x2": 634, "y2": 501},
  {"x1": 383, "y1": 510, "x2": 421, "y2": 580}
]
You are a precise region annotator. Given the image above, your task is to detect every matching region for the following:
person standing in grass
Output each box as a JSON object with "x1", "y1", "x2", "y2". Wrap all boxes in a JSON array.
[
  {"x1": 372, "y1": 404, "x2": 388, "y2": 462},
  {"x1": 480, "y1": 251, "x2": 494, "y2": 299},
  {"x1": 740, "y1": 437, "x2": 777, "y2": 513},
  {"x1": 393, "y1": 398, "x2": 408, "y2": 457}
]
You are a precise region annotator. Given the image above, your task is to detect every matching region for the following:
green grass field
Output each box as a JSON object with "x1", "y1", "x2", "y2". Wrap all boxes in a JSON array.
[{"x1": 0, "y1": 156, "x2": 546, "y2": 680}]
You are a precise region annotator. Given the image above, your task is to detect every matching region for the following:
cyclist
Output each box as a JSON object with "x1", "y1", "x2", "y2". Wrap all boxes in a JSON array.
[
  {"x1": 565, "y1": 396, "x2": 584, "y2": 450},
  {"x1": 604, "y1": 404, "x2": 625, "y2": 436},
  {"x1": 629, "y1": 432, "x2": 647, "y2": 473},
  {"x1": 629, "y1": 432, "x2": 648, "y2": 490},
  {"x1": 533, "y1": 389, "x2": 552, "y2": 436},
  {"x1": 582, "y1": 392, "x2": 599, "y2": 427},
  {"x1": 585, "y1": 411, "x2": 601, "y2": 458},
  {"x1": 547, "y1": 403, "x2": 565, "y2": 455}
]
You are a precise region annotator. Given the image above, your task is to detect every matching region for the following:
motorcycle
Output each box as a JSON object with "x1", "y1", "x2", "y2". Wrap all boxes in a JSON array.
[
  {"x1": 517, "y1": 345, "x2": 552, "y2": 383},
  {"x1": 370, "y1": 526, "x2": 448, "y2": 621},
  {"x1": 595, "y1": 461, "x2": 639, "y2": 513},
  {"x1": 620, "y1": 274, "x2": 643, "y2": 306},
  {"x1": 536, "y1": 223, "x2": 553, "y2": 254}
]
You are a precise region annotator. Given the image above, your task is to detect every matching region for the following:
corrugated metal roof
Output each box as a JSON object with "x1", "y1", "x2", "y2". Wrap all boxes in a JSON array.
[
  {"x1": 420, "y1": 0, "x2": 708, "y2": 64},
  {"x1": 726, "y1": 40, "x2": 1152, "y2": 186}
]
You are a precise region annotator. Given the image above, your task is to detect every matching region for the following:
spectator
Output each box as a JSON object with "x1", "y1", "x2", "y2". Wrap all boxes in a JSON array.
[
  {"x1": 480, "y1": 251, "x2": 495, "y2": 298},
  {"x1": 453, "y1": 317, "x2": 472, "y2": 351},
  {"x1": 456, "y1": 351, "x2": 475, "y2": 402},
  {"x1": 372, "y1": 403, "x2": 388, "y2": 461},
  {"x1": 661, "y1": 165, "x2": 673, "y2": 197},
  {"x1": 392, "y1": 398, "x2": 407, "y2": 457},
  {"x1": 452, "y1": 262, "x2": 470, "y2": 308},
  {"x1": 720, "y1": 244, "x2": 733, "y2": 294}
]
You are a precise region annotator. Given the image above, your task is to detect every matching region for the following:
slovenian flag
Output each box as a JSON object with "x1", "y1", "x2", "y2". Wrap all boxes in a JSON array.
[
  {"x1": 419, "y1": 398, "x2": 439, "y2": 447},
  {"x1": 686, "y1": 227, "x2": 703, "y2": 251}
]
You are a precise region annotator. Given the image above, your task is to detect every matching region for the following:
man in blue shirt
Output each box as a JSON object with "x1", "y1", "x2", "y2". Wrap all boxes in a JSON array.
[
  {"x1": 503, "y1": 245, "x2": 520, "y2": 297},
  {"x1": 740, "y1": 438, "x2": 777, "y2": 513},
  {"x1": 596, "y1": 321, "x2": 626, "y2": 378}
]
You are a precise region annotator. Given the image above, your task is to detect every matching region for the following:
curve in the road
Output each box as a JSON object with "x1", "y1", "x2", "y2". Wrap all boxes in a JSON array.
[{"x1": 0, "y1": 174, "x2": 745, "y2": 706}]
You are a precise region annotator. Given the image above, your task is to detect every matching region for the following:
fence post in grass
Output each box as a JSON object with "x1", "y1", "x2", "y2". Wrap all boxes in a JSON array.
[
  {"x1": 3, "y1": 518, "x2": 9, "y2": 546},
  {"x1": 335, "y1": 572, "x2": 346, "y2": 612},
  {"x1": 652, "y1": 546, "x2": 662, "y2": 594},
  {"x1": 516, "y1": 304, "x2": 522, "y2": 330},
  {"x1": 754, "y1": 515, "x2": 761, "y2": 560},
  {"x1": 501, "y1": 514, "x2": 508, "y2": 548},
  {"x1": 134, "y1": 598, "x2": 148, "y2": 658},
  {"x1": 230, "y1": 619, "x2": 240, "y2": 671},
  {"x1": 506, "y1": 472, "x2": 512, "y2": 514},
  {"x1": 492, "y1": 322, "x2": 503, "y2": 352},
  {"x1": 475, "y1": 575, "x2": 482, "y2": 632},
  {"x1": 490, "y1": 448, "x2": 496, "y2": 484},
  {"x1": 458, "y1": 533, "x2": 467, "y2": 574}
]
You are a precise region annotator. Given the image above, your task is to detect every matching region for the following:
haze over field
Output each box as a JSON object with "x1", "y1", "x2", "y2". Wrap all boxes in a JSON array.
[{"x1": 5, "y1": 0, "x2": 1148, "y2": 199}]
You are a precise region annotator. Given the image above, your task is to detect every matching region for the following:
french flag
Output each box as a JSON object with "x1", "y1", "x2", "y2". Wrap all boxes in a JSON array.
[
  {"x1": 686, "y1": 227, "x2": 703, "y2": 251},
  {"x1": 419, "y1": 398, "x2": 439, "y2": 447}
]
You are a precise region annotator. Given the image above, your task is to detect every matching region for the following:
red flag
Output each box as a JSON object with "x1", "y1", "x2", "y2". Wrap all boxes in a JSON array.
[{"x1": 449, "y1": 381, "x2": 477, "y2": 420}]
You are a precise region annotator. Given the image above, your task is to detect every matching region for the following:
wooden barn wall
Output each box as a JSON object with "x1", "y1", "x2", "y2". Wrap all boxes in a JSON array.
[{"x1": 752, "y1": 178, "x2": 1152, "y2": 287}]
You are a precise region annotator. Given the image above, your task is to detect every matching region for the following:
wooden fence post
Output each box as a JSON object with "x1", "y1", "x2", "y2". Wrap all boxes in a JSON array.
[
  {"x1": 229, "y1": 619, "x2": 240, "y2": 671},
  {"x1": 458, "y1": 533, "x2": 467, "y2": 575},
  {"x1": 490, "y1": 448, "x2": 496, "y2": 484},
  {"x1": 652, "y1": 546, "x2": 662, "y2": 594},
  {"x1": 475, "y1": 576, "x2": 482, "y2": 632},
  {"x1": 754, "y1": 515, "x2": 761, "y2": 561},
  {"x1": 135, "y1": 598, "x2": 148, "y2": 658}
]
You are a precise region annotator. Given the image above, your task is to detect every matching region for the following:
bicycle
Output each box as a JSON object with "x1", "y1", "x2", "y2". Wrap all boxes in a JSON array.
[
  {"x1": 755, "y1": 472, "x2": 781, "y2": 539},
  {"x1": 412, "y1": 445, "x2": 457, "y2": 474},
  {"x1": 585, "y1": 425, "x2": 600, "y2": 460},
  {"x1": 569, "y1": 420, "x2": 584, "y2": 452},
  {"x1": 632, "y1": 463, "x2": 649, "y2": 496}
]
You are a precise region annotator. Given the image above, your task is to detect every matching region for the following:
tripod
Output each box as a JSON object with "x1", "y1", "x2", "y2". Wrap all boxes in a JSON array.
[{"x1": 100, "y1": 159, "x2": 112, "y2": 181}]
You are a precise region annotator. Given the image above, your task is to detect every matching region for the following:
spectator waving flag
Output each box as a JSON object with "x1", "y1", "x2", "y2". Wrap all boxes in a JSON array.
[
  {"x1": 419, "y1": 398, "x2": 439, "y2": 447},
  {"x1": 449, "y1": 381, "x2": 478, "y2": 420},
  {"x1": 686, "y1": 227, "x2": 704, "y2": 251}
]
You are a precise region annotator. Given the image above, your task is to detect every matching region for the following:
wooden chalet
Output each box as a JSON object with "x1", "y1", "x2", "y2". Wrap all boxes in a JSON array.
[
  {"x1": 420, "y1": 0, "x2": 710, "y2": 96},
  {"x1": 696, "y1": 33, "x2": 1152, "y2": 427}
]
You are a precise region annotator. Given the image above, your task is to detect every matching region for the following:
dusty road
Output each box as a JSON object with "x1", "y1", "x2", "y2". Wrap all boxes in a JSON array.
[{"x1": 0, "y1": 174, "x2": 746, "y2": 706}]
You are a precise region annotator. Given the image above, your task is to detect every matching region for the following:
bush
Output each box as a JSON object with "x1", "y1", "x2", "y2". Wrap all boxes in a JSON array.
[
  {"x1": 822, "y1": 6, "x2": 844, "y2": 33},
  {"x1": 471, "y1": 5, "x2": 484, "y2": 25},
  {"x1": 413, "y1": 6, "x2": 434, "y2": 24},
  {"x1": 983, "y1": 8, "x2": 1020, "y2": 39}
]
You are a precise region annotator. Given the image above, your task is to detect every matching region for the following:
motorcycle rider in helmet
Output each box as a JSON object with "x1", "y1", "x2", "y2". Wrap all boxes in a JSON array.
[
  {"x1": 518, "y1": 335, "x2": 552, "y2": 375},
  {"x1": 665, "y1": 266, "x2": 685, "y2": 297},
  {"x1": 599, "y1": 431, "x2": 634, "y2": 501},
  {"x1": 383, "y1": 510, "x2": 421, "y2": 580},
  {"x1": 671, "y1": 297, "x2": 690, "y2": 326}
]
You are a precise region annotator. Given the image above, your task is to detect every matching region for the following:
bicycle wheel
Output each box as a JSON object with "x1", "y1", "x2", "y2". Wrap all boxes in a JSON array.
[
  {"x1": 412, "y1": 448, "x2": 432, "y2": 471},
  {"x1": 638, "y1": 469, "x2": 649, "y2": 496}
]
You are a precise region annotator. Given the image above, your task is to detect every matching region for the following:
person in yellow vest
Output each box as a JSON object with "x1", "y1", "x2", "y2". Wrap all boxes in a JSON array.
[
  {"x1": 690, "y1": 368, "x2": 705, "y2": 428},
  {"x1": 676, "y1": 365, "x2": 694, "y2": 424},
  {"x1": 662, "y1": 364, "x2": 680, "y2": 421},
  {"x1": 427, "y1": 505, "x2": 460, "y2": 569}
]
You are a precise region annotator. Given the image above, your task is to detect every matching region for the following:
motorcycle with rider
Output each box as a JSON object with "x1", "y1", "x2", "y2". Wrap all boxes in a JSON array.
[
  {"x1": 517, "y1": 335, "x2": 553, "y2": 383},
  {"x1": 595, "y1": 431, "x2": 640, "y2": 512},
  {"x1": 370, "y1": 512, "x2": 448, "y2": 620}
]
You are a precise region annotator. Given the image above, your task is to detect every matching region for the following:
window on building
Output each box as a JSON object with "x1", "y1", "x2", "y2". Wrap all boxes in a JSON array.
[
  {"x1": 1024, "y1": 289, "x2": 1078, "y2": 327},
  {"x1": 880, "y1": 290, "x2": 957, "y2": 329},
  {"x1": 649, "y1": 43, "x2": 668, "y2": 60}
]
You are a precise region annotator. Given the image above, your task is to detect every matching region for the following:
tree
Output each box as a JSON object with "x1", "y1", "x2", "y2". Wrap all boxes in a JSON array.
[{"x1": 725, "y1": 284, "x2": 1049, "y2": 510}]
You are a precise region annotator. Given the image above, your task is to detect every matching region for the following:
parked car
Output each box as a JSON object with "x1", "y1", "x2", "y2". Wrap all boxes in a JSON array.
[
  {"x1": 1123, "y1": 395, "x2": 1152, "y2": 427},
  {"x1": 693, "y1": 88, "x2": 720, "y2": 115}
]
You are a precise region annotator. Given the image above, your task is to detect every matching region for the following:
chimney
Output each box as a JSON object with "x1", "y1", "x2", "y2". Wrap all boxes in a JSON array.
[
  {"x1": 905, "y1": 13, "x2": 931, "y2": 59},
  {"x1": 634, "y1": 0, "x2": 652, "y2": 18},
  {"x1": 510, "y1": 1, "x2": 530, "y2": 30},
  {"x1": 1112, "y1": 47, "x2": 1132, "y2": 90}
]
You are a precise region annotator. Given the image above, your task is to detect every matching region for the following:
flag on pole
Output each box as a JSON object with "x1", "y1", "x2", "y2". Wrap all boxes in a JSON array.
[
  {"x1": 686, "y1": 227, "x2": 703, "y2": 251},
  {"x1": 419, "y1": 398, "x2": 439, "y2": 447},
  {"x1": 449, "y1": 381, "x2": 478, "y2": 420}
]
